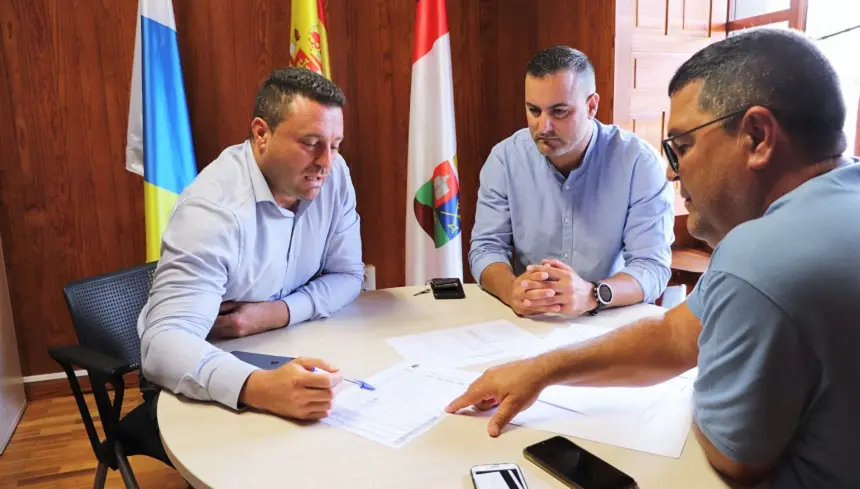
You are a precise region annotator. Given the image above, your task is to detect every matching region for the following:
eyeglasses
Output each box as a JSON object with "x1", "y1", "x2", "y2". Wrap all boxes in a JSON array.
[{"x1": 661, "y1": 108, "x2": 750, "y2": 173}]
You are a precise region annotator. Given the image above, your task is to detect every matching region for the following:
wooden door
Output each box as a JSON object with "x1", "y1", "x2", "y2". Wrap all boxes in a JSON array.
[
  {"x1": 0, "y1": 231, "x2": 25, "y2": 453},
  {"x1": 614, "y1": 0, "x2": 728, "y2": 217}
]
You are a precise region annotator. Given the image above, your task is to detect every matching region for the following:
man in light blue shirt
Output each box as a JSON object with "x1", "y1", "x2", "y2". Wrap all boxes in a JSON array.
[
  {"x1": 449, "y1": 30, "x2": 860, "y2": 488},
  {"x1": 470, "y1": 46, "x2": 673, "y2": 317},
  {"x1": 138, "y1": 67, "x2": 363, "y2": 420}
]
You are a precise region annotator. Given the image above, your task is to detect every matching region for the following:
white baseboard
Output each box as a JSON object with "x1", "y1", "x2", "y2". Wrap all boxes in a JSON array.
[{"x1": 22, "y1": 369, "x2": 86, "y2": 383}]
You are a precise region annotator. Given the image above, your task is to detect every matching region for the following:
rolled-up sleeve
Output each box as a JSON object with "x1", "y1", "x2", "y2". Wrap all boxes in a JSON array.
[
  {"x1": 282, "y1": 162, "x2": 364, "y2": 324},
  {"x1": 469, "y1": 152, "x2": 514, "y2": 284},
  {"x1": 138, "y1": 198, "x2": 258, "y2": 410},
  {"x1": 618, "y1": 150, "x2": 674, "y2": 303}
]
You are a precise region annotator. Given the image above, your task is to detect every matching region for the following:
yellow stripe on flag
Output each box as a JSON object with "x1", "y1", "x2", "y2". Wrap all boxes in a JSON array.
[
  {"x1": 290, "y1": 0, "x2": 330, "y2": 78},
  {"x1": 144, "y1": 181, "x2": 179, "y2": 262}
]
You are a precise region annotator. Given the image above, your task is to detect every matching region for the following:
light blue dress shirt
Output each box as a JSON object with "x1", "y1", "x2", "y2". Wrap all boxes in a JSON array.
[
  {"x1": 469, "y1": 120, "x2": 674, "y2": 303},
  {"x1": 137, "y1": 141, "x2": 364, "y2": 410}
]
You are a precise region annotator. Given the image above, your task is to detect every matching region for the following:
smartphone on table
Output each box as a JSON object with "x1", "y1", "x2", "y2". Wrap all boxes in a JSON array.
[
  {"x1": 523, "y1": 436, "x2": 637, "y2": 489},
  {"x1": 470, "y1": 463, "x2": 528, "y2": 489}
]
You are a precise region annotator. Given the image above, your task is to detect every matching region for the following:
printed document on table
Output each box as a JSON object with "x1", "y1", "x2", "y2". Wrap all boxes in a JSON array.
[
  {"x1": 525, "y1": 324, "x2": 697, "y2": 423},
  {"x1": 454, "y1": 321, "x2": 695, "y2": 458},
  {"x1": 521, "y1": 324, "x2": 611, "y2": 358},
  {"x1": 461, "y1": 378, "x2": 693, "y2": 458},
  {"x1": 321, "y1": 363, "x2": 478, "y2": 448},
  {"x1": 385, "y1": 320, "x2": 541, "y2": 368}
]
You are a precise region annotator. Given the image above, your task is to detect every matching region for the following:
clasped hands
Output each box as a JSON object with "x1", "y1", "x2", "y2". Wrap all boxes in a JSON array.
[
  {"x1": 209, "y1": 299, "x2": 290, "y2": 339},
  {"x1": 509, "y1": 258, "x2": 597, "y2": 317}
]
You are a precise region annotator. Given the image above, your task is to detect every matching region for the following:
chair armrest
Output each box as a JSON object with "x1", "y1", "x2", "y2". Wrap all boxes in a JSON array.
[{"x1": 48, "y1": 344, "x2": 137, "y2": 379}]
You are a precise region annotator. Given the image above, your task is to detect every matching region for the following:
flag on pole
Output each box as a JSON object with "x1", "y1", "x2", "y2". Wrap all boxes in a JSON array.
[
  {"x1": 289, "y1": 0, "x2": 331, "y2": 78},
  {"x1": 125, "y1": 0, "x2": 197, "y2": 262},
  {"x1": 405, "y1": 0, "x2": 463, "y2": 286}
]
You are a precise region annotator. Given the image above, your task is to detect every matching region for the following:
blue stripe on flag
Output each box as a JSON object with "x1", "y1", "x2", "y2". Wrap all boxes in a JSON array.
[{"x1": 141, "y1": 16, "x2": 196, "y2": 194}]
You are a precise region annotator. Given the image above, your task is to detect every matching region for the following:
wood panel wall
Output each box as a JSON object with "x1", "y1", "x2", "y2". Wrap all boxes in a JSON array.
[
  {"x1": 0, "y1": 0, "x2": 616, "y2": 377},
  {"x1": 614, "y1": 0, "x2": 728, "y2": 217},
  {"x1": 0, "y1": 0, "x2": 146, "y2": 379}
]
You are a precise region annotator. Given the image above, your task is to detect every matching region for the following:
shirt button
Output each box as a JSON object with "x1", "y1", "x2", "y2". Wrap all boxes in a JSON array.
[
  {"x1": 565, "y1": 185, "x2": 570, "y2": 190},
  {"x1": 564, "y1": 253, "x2": 570, "y2": 258},
  {"x1": 564, "y1": 218, "x2": 570, "y2": 224}
]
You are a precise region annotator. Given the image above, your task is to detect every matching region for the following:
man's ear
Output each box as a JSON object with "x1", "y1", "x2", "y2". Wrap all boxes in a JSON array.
[
  {"x1": 587, "y1": 93, "x2": 600, "y2": 119},
  {"x1": 740, "y1": 107, "x2": 777, "y2": 171},
  {"x1": 250, "y1": 117, "x2": 270, "y2": 151}
]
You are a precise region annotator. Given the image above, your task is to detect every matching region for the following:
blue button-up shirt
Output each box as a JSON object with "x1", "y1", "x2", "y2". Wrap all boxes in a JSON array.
[
  {"x1": 469, "y1": 120, "x2": 674, "y2": 303},
  {"x1": 137, "y1": 141, "x2": 364, "y2": 409}
]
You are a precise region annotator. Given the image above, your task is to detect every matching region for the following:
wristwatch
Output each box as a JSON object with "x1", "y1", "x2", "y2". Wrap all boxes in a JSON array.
[{"x1": 588, "y1": 281, "x2": 613, "y2": 315}]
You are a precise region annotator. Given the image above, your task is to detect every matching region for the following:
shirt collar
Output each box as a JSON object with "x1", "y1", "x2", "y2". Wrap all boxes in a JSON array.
[
  {"x1": 244, "y1": 141, "x2": 278, "y2": 205},
  {"x1": 578, "y1": 118, "x2": 600, "y2": 171}
]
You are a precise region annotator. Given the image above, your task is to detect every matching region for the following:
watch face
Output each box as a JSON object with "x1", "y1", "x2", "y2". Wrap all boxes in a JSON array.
[{"x1": 597, "y1": 283, "x2": 612, "y2": 303}]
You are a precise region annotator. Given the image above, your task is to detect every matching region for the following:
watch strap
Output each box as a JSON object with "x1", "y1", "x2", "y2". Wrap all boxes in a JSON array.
[{"x1": 588, "y1": 281, "x2": 601, "y2": 316}]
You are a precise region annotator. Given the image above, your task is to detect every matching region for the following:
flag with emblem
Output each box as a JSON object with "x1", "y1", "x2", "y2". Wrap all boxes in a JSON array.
[
  {"x1": 405, "y1": 0, "x2": 463, "y2": 286},
  {"x1": 289, "y1": 0, "x2": 331, "y2": 78},
  {"x1": 125, "y1": 0, "x2": 197, "y2": 262}
]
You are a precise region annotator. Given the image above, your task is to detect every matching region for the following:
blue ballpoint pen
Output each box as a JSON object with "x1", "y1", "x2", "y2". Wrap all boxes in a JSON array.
[
  {"x1": 343, "y1": 377, "x2": 376, "y2": 391},
  {"x1": 311, "y1": 367, "x2": 376, "y2": 391}
]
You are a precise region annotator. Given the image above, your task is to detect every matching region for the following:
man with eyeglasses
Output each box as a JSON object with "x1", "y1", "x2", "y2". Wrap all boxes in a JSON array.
[
  {"x1": 469, "y1": 46, "x2": 674, "y2": 318},
  {"x1": 449, "y1": 29, "x2": 860, "y2": 488}
]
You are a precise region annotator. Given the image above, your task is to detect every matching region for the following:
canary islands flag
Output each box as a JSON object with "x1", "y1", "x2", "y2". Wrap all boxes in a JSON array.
[
  {"x1": 289, "y1": 0, "x2": 331, "y2": 78},
  {"x1": 405, "y1": 0, "x2": 463, "y2": 285},
  {"x1": 125, "y1": 0, "x2": 197, "y2": 262}
]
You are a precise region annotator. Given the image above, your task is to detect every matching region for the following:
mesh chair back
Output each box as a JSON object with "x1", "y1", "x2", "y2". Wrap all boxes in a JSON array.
[{"x1": 62, "y1": 262, "x2": 157, "y2": 370}]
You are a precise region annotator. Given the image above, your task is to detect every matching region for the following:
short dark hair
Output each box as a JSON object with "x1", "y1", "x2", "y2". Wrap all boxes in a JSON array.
[
  {"x1": 252, "y1": 67, "x2": 346, "y2": 132},
  {"x1": 526, "y1": 46, "x2": 596, "y2": 92},
  {"x1": 668, "y1": 28, "x2": 846, "y2": 159}
]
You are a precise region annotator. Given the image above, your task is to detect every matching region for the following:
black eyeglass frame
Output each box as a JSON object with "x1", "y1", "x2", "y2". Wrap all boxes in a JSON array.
[{"x1": 661, "y1": 107, "x2": 750, "y2": 173}]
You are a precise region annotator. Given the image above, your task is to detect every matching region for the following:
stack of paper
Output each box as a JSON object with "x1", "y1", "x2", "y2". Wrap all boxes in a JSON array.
[
  {"x1": 463, "y1": 375, "x2": 694, "y2": 458},
  {"x1": 322, "y1": 363, "x2": 476, "y2": 448},
  {"x1": 324, "y1": 317, "x2": 696, "y2": 458}
]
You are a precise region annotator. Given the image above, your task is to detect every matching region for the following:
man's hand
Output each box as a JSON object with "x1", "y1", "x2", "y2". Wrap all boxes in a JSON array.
[
  {"x1": 527, "y1": 259, "x2": 597, "y2": 317},
  {"x1": 445, "y1": 358, "x2": 549, "y2": 437},
  {"x1": 239, "y1": 357, "x2": 342, "y2": 420},
  {"x1": 509, "y1": 269, "x2": 560, "y2": 316},
  {"x1": 210, "y1": 300, "x2": 290, "y2": 339}
]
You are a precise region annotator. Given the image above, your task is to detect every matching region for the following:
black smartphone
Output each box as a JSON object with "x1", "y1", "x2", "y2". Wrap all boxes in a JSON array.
[{"x1": 523, "y1": 436, "x2": 637, "y2": 489}]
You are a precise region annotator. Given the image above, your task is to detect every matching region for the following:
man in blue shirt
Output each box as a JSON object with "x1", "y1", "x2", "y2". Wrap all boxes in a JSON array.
[
  {"x1": 469, "y1": 46, "x2": 674, "y2": 318},
  {"x1": 138, "y1": 67, "x2": 363, "y2": 420},
  {"x1": 448, "y1": 29, "x2": 860, "y2": 488}
]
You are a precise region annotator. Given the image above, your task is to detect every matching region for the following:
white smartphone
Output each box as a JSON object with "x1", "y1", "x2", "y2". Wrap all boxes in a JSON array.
[{"x1": 470, "y1": 463, "x2": 529, "y2": 489}]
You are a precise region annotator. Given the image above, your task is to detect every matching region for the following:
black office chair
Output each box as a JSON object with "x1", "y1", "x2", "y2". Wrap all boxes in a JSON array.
[{"x1": 48, "y1": 261, "x2": 171, "y2": 489}]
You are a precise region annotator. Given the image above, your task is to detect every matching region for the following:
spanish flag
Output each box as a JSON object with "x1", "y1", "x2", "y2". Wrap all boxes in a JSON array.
[
  {"x1": 405, "y1": 0, "x2": 463, "y2": 285},
  {"x1": 125, "y1": 0, "x2": 197, "y2": 262},
  {"x1": 289, "y1": 0, "x2": 331, "y2": 79}
]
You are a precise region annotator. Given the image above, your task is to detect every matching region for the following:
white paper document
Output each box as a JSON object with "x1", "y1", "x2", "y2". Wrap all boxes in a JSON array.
[
  {"x1": 385, "y1": 320, "x2": 541, "y2": 368},
  {"x1": 321, "y1": 363, "x2": 475, "y2": 448},
  {"x1": 522, "y1": 324, "x2": 612, "y2": 358},
  {"x1": 463, "y1": 379, "x2": 692, "y2": 458}
]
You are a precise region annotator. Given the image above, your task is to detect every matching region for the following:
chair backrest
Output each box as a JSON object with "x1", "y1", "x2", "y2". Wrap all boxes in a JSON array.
[{"x1": 62, "y1": 262, "x2": 157, "y2": 369}]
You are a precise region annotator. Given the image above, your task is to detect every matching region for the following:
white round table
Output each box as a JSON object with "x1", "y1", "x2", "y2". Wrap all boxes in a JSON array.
[{"x1": 158, "y1": 284, "x2": 727, "y2": 489}]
